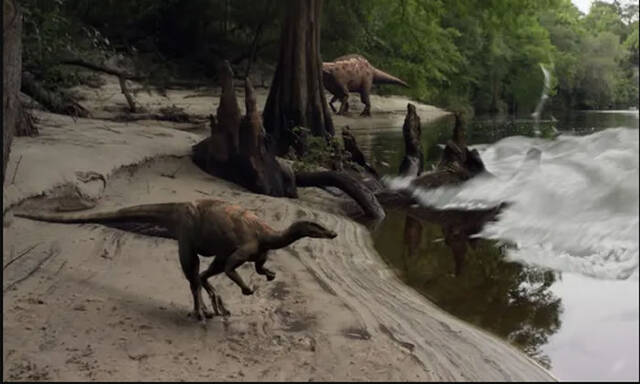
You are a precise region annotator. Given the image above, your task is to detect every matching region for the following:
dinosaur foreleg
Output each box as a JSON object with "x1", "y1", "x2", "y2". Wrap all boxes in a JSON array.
[
  {"x1": 178, "y1": 238, "x2": 212, "y2": 322},
  {"x1": 255, "y1": 255, "x2": 275, "y2": 281},
  {"x1": 224, "y1": 245, "x2": 256, "y2": 295},
  {"x1": 200, "y1": 258, "x2": 230, "y2": 316}
]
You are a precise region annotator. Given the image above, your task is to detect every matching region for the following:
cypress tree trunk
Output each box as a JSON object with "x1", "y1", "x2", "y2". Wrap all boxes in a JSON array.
[
  {"x1": 3, "y1": 0, "x2": 23, "y2": 183},
  {"x1": 262, "y1": 0, "x2": 334, "y2": 155}
]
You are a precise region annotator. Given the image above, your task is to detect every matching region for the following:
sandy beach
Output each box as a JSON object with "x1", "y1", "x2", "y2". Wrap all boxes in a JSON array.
[{"x1": 2, "y1": 77, "x2": 555, "y2": 381}]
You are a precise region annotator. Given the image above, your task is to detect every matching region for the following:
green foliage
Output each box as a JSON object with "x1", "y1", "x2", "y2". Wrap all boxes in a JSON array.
[
  {"x1": 321, "y1": 0, "x2": 638, "y2": 114},
  {"x1": 21, "y1": 0, "x2": 639, "y2": 114},
  {"x1": 20, "y1": 0, "x2": 119, "y2": 89},
  {"x1": 541, "y1": 0, "x2": 639, "y2": 110},
  {"x1": 21, "y1": 0, "x2": 283, "y2": 87},
  {"x1": 289, "y1": 126, "x2": 342, "y2": 172}
]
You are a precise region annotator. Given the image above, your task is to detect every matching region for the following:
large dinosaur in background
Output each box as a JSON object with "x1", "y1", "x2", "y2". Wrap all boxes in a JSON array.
[{"x1": 322, "y1": 54, "x2": 408, "y2": 116}]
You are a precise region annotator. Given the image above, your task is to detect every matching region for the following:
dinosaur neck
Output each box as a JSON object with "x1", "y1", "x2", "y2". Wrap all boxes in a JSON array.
[{"x1": 262, "y1": 223, "x2": 306, "y2": 250}]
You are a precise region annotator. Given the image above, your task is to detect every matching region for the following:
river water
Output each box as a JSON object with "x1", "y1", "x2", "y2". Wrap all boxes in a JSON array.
[{"x1": 352, "y1": 110, "x2": 639, "y2": 381}]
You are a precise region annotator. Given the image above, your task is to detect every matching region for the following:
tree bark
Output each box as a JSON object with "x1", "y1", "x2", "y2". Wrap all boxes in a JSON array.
[
  {"x1": 262, "y1": 0, "x2": 334, "y2": 155},
  {"x1": 22, "y1": 71, "x2": 89, "y2": 118},
  {"x1": 295, "y1": 171, "x2": 385, "y2": 221},
  {"x1": 398, "y1": 103, "x2": 423, "y2": 177},
  {"x1": 3, "y1": 0, "x2": 25, "y2": 183},
  {"x1": 192, "y1": 61, "x2": 297, "y2": 198},
  {"x1": 342, "y1": 126, "x2": 379, "y2": 178}
]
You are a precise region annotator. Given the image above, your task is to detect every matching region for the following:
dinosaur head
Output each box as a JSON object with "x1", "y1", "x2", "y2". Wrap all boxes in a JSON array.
[{"x1": 291, "y1": 221, "x2": 337, "y2": 239}]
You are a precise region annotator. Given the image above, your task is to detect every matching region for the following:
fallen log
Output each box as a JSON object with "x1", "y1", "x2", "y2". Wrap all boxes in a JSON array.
[
  {"x1": 58, "y1": 58, "x2": 144, "y2": 112},
  {"x1": 59, "y1": 58, "x2": 145, "y2": 80},
  {"x1": 21, "y1": 71, "x2": 89, "y2": 118}
]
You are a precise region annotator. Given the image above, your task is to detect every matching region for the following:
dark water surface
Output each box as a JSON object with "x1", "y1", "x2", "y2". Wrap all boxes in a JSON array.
[{"x1": 351, "y1": 110, "x2": 639, "y2": 381}]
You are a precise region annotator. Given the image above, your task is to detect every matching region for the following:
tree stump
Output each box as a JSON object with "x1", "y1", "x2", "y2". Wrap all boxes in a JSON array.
[
  {"x1": 342, "y1": 126, "x2": 379, "y2": 178},
  {"x1": 398, "y1": 103, "x2": 424, "y2": 177},
  {"x1": 411, "y1": 113, "x2": 488, "y2": 189},
  {"x1": 192, "y1": 61, "x2": 297, "y2": 198}
]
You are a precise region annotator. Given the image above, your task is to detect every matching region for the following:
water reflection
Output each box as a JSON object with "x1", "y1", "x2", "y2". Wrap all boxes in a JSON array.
[{"x1": 373, "y1": 209, "x2": 562, "y2": 368}]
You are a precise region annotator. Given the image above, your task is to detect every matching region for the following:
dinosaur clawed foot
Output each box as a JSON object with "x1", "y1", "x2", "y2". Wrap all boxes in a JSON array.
[
  {"x1": 241, "y1": 286, "x2": 255, "y2": 296},
  {"x1": 217, "y1": 306, "x2": 231, "y2": 317},
  {"x1": 212, "y1": 295, "x2": 231, "y2": 317},
  {"x1": 187, "y1": 309, "x2": 210, "y2": 323},
  {"x1": 188, "y1": 306, "x2": 229, "y2": 322},
  {"x1": 259, "y1": 268, "x2": 276, "y2": 281}
]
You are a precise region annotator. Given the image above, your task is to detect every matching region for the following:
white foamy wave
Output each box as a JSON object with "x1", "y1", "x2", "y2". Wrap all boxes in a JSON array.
[{"x1": 386, "y1": 128, "x2": 639, "y2": 280}]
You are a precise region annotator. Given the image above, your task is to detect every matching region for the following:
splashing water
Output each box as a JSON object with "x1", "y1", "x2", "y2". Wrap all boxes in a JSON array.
[
  {"x1": 532, "y1": 63, "x2": 553, "y2": 136},
  {"x1": 385, "y1": 128, "x2": 639, "y2": 280}
]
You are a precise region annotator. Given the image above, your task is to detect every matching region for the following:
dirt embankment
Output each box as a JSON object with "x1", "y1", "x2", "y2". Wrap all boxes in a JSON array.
[{"x1": 2, "y1": 76, "x2": 554, "y2": 381}]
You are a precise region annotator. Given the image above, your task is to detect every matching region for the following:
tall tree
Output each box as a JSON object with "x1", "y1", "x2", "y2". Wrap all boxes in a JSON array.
[
  {"x1": 3, "y1": 0, "x2": 22, "y2": 183},
  {"x1": 262, "y1": 0, "x2": 334, "y2": 156}
]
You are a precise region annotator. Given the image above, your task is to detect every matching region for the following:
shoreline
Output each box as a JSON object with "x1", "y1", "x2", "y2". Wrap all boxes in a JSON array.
[{"x1": 2, "y1": 78, "x2": 555, "y2": 381}]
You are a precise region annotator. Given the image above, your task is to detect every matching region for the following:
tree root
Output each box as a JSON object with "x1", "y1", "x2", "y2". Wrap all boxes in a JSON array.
[{"x1": 295, "y1": 171, "x2": 385, "y2": 221}]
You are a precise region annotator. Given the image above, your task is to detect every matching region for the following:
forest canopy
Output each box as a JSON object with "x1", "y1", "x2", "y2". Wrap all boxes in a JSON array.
[{"x1": 19, "y1": 0, "x2": 639, "y2": 115}]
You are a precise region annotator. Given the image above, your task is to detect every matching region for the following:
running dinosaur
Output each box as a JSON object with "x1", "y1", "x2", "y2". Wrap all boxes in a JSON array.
[{"x1": 14, "y1": 199, "x2": 337, "y2": 321}]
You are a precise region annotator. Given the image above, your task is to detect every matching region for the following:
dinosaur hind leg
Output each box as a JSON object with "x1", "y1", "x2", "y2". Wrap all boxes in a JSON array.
[
  {"x1": 178, "y1": 237, "x2": 212, "y2": 322},
  {"x1": 200, "y1": 258, "x2": 230, "y2": 316},
  {"x1": 224, "y1": 245, "x2": 256, "y2": 296},
  {"x1": 329, "y1": 95, "x2": 338, "y2": 113},
  {"x1": 336, "y1": 84, "x2": 350, "y2": 115},
  {"x1": 337, "y1": 94, "x2": 350, "y2": 115},
  {"x1": 360, "y1": 88, "x2": 371, "y2": 117},
  {"x1": 255, "y1": 254, "x2": 276, "y2": 281}
]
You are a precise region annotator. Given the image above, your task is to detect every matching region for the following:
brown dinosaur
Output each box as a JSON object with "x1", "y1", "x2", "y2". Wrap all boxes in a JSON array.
[
  {"x1": 14, "y1": 199, "x2": 337, "y2": 321},
  {"x1": 322, "y1": 54, "x2": 408, "y2": 116}
]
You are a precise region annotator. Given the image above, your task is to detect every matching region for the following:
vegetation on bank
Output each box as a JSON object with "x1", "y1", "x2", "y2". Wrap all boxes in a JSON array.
[{"x1": 19, "y1": 0, "x2": 639, "y2": 115}]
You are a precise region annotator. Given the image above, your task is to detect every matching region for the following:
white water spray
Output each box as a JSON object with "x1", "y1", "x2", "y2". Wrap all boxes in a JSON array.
[
  {"x1": 385, "y1": 128, "x2": 640, "y2": 280},
  {"x1": 532, "y1": 63, "x2": 553, "y2": 136}
]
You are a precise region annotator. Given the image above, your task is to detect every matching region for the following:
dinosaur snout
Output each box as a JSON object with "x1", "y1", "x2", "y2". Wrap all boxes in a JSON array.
[
  {"x1": 297, "y1": 221, "x2": 338, "y2": 239},
  {"x1": 314, "y1": 227, "x2": 337, "y2": 239}
]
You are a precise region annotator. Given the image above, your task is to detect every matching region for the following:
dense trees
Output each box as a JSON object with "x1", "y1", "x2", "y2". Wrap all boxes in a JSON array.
[
  {"x1": 322, "y1": 0, "x2": 638, "y2": 114},
  {"x1": 17, "y1": 0, "x2": 639, "y2": 122},
  {"x1": 541, "y1": 0, "x2": 639, "y2": 110}
]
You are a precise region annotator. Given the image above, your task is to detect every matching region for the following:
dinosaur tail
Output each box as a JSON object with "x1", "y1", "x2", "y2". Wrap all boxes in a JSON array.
[
  {"x1": 14, "y1": 202, "x2": 182, "y2": 225},
  {"x1": 372, "y1": 67, "x2": 408, "y2": 87}
]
